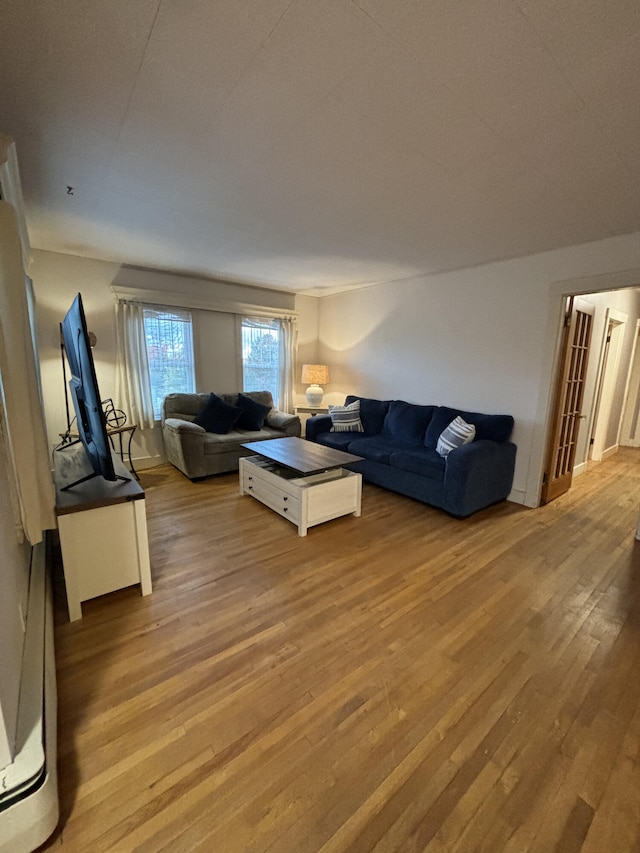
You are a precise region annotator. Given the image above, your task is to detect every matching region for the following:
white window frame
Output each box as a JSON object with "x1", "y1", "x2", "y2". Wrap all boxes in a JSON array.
[
  {"x1": 142, "y1": 306, "x2": 195, "y2": 419},
  {"x1": 240, "y1": 316, "x2": 281, "y2": 402}
]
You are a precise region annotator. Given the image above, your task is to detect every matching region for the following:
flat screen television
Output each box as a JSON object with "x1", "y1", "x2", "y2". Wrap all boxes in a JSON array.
[{"x1": 60, "y1": 293, "x2": 128, "y2": 489}]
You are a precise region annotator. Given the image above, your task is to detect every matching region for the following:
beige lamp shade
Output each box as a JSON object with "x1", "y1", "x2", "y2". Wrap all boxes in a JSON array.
[
  {"x1": 301, "y1": 364, "x2": 329, "y2": 405},
  {"x1": 301, "y1": 364, "x2": 329, "y2": 385}
]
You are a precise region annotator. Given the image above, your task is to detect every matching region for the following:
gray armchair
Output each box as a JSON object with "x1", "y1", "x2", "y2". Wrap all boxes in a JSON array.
[{"x1": 161, "y1": 391, "x2": 301, "y2": 479}]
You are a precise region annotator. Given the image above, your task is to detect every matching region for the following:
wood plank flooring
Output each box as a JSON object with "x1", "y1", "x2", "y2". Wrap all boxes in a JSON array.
[{"x1": 41, "y1": 449, "x2": 640, "y2": 852}]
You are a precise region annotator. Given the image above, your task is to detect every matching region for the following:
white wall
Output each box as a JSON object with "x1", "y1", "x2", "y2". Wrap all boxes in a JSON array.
[
  {"x1": 0, "y1": 437, "x2": 31, "y2": 768},
  {"x1": 0, "y1": 193, "x2": 48, "y2": 770},
  {"x1": 30, "y1": 251, "x2": 122, "y2": 456},
  {"x1": 293, "y1": 293, "x2": 320, "y2": 404},
  {"x1": 30, "y1": 250, "x2": 315, "y2": 468},
  {"x1": 194, "y1": 310, "x2": 241, "y2": 393},
  {"x1": 318, "y1": 231, "x2": 640, "y2": 506}
]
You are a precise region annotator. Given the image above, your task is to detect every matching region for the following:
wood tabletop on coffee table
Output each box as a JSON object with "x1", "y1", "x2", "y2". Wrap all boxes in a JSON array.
[{"x1": 241, "y1": 437, "x2": 363, "y2": 476}]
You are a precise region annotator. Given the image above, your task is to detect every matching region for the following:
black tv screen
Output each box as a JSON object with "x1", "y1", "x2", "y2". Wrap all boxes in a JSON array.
[{"x1": 61, "y1": 293, "x2": 117, "y2": 484}]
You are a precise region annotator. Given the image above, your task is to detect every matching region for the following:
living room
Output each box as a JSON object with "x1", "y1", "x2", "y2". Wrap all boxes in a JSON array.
[
  {"x1": 28, "y1": 239, "x2": 640, "y2": 511},
  {"x1": 2, "y1": 2, "x2": 640, "y2": 851}
]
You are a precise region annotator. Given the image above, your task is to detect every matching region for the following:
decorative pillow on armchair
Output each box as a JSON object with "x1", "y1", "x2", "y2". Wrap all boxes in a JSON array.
[
  {"x1": 235, "y1": 393, "x2": 271, "y2": 430},
  {"x1": 436, "y1": 416, "x2": 476, "y2": 457},
  {"x1": 329, "y1": 400, "x2": 364, "y2": 433},
  {"x1": 193, "y1": 394, "x2": 241, "y2": 434}
]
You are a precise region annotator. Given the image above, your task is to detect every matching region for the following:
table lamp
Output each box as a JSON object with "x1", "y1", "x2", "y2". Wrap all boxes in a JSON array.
[{"x1": 301, "y1": 364, "x2": 329, "y2": 406}]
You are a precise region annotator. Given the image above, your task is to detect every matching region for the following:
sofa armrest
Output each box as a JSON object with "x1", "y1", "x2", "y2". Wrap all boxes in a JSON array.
[
  {"x1": 266, "y1": 410, "x2": 301, "y2": 437},
  {"x1": 305, "y1": 414, "x2": 332, "y2": 441},
  {"x1": 266, "y1": 410, "x2": 297, "y2": 429},
  {"x1": 163, "y1": 418, "x2": 206, "y2": 434},
  {"x1": 443, "y1": 440, "x2": 517, "y2": 517},
  {"x1": 161, "y1": 418, "x2": 208, "y2": 478}
]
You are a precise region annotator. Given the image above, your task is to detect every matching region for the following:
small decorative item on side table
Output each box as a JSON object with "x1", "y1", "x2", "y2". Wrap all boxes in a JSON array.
[
  {"x1": 301, "y1": 364, "x2": 329, "y2": 406},
  {"x1": 103, "y1": 399, "x2": 139, "y2": 479},
  {"x1": 61, "y1": 399, "x2": 140, "y2": 480}
]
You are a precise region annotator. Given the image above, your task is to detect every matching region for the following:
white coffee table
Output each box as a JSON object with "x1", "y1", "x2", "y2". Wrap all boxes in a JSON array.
[{"x1": 239, "y1": 437, "x2": 363, "y2": 536}]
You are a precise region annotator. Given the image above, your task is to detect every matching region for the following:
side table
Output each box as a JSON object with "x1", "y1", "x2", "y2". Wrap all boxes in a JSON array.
[
  {"x1": 107, "y1": 423, "x2": 139, "y2": 479},
  {"x1": 61, "y1": 423, "x2": 139, "y2": 479},
  {"x1": 295, "y1": 405, "x2": 329, "y2": 417}
]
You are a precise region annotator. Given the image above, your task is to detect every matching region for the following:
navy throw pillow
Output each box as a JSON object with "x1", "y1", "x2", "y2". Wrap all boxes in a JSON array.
[
  {"x1": 193, "y1": 393, "x2": 241, "y2": 434},
  {"x1": 235, "y1": 393, "x2": 271, "y2": 431},
  {"x1": 345, "y1": 396, "x2": 390, "y2": 434}
]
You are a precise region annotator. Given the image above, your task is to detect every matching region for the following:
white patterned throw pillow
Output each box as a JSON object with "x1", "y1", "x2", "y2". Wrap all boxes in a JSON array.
[
  {"x1": 329, "y1": 400, "x2": 364, "y2": 433},
  {"x1": 436, "y1": 415, "x2": 476, "y2": 457}
]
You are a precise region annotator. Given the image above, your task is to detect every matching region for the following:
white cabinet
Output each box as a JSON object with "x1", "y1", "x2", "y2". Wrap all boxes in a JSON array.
[
  {"x1": 54, "y1": 449, "x2": 152, "y2": 621},
  {"x1": 240, "y1": 455, "x2": 361, "y2": 536}
]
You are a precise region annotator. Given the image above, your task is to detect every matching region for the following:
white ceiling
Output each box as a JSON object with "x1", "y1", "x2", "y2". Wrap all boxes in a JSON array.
[{"x1": 1, "y1": 0, "x2": 640, "y2": 295}]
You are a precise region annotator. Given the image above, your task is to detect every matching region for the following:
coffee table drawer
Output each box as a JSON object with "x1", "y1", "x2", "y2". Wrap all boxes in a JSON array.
[
  {"x1": 241, "y1": 459, "x2": 299, "y2": 498},
  {"x1": 244, "y1": 475, "x2": 300, "y2": 523}
]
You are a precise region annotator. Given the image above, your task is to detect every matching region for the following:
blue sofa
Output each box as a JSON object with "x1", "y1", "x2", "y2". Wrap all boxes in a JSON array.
[{"x1": 305, "y1": 395, "x2": 516, "y2": 518}]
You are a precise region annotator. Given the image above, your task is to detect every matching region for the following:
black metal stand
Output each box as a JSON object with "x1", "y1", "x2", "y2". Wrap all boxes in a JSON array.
[
  {"x1": 60, "y1": 470, "x2": 131, "y2": 491},
  {"x1": 60, "y1": 328, "x2": 73, "y2": 442},
  {"x1": 56, "y1": 438, "x2": 131, "y2": 491}
]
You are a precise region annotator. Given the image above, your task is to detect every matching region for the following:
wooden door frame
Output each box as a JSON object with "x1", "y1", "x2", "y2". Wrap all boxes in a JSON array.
[
  {"x1": 619, "y1": 319, "x2": 640, "y2": 447},
  {"x1": 590, "y1": 308, "x2": 627, "y2": 461}
]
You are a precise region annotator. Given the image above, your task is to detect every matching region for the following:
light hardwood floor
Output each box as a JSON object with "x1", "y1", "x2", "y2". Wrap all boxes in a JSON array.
[{"x1": 42, "y1": 449, "x2": 640, "y2": 852}]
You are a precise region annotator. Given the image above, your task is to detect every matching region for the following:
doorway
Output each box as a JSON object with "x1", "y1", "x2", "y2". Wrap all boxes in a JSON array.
[
  {"x1": 590, "y1": 309, "x2": 627, "y2": 462},
  {"x1": 541, "y1": 288, "x2": 640, "y2": 506}
]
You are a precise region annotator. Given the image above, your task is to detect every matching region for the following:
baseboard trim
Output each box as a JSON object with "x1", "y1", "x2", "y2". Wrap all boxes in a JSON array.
[
  {"x1": 507, "y1": 488, "x2": 527, "y2": 506},
  {"x1": 133, "y1": 454, "x2": 167, "y2": 471},
  {"x1": 601, "y1": 444, "x2": 619, "y2": 461}
]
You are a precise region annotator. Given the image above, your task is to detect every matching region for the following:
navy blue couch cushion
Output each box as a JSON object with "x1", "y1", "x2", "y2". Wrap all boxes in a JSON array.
[
  {"x1": 390, "y1": 448, "x2": 446, "y2": 482},
  {"x1": 348, "y1": 457, "x2": 445, "y2": 508},
  {"x1": 345, "y1": 396, "x2": 390, "y2": 434},
  {"x1": 348, "y1": 436, "x2": 414, "y2": 464},
  {"x1": 314, "y1": 431, "x2": 358, "y2": 451},
  {"x1": 425, "y1": 406, "x2": 514, "y2": 449},
  {"x1": 383, "y1": 400, "x2": 435, "y2": 444}
]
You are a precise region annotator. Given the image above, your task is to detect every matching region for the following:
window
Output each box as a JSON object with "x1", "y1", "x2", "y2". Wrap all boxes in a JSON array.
[
  {"x1": 241, "y1": 317, "x2": 280, "y2": 402},
  {"x1": 143, "y1": 307, "x2": 195, "y2": 418}
]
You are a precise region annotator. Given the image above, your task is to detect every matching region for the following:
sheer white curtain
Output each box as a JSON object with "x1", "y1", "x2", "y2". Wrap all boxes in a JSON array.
[
  {"x1": 114, "y1": 300, "x2": 155, "y2": 430},
  {"x1": 278, "y1": 316, "x2": 297, "y2": 413}
]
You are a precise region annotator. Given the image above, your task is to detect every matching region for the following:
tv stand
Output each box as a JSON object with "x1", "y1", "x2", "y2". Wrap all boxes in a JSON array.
[{"x1": 54, "y1": 447, "x2": 151, "y2": 621}]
